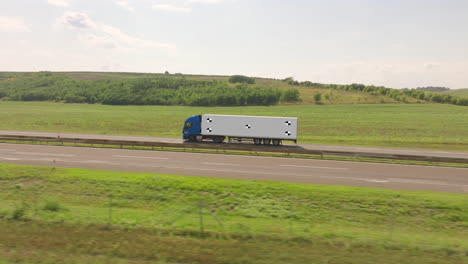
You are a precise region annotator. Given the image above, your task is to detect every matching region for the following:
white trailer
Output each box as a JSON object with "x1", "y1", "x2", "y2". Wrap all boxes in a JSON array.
[{"x1": 195, "y1": 114, "x2": 297, "y2": 145}]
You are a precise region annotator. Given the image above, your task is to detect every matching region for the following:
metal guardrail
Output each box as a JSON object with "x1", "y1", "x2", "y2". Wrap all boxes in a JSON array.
[{"x1": 1, "y1": 135, "x2": 467, "y2": 164}]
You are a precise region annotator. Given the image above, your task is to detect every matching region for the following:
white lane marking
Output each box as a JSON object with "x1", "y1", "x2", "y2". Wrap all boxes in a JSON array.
[
  {"x1": 35, "y1": 158, "x2": 119, "y2": 166},
  {"x1": 366, "y1": 179, "x2": 390, "y2": 183},
  {"x1": 15, "y1": 152, "x2": 74, "y2": 157},
  {"x1": 125, "y1": 163, "x2": 182, "y2": 169},
  {"x1": 463, "y1": 186, "x2": 468, "y2": 193},
  {"x1": 82, "y1": 160, "x2": 117, "y2": 164},
  {"x1": 388, "y1": 178, "x2": 452, "y2": 186},
  {"x1": 112, "y1": 155, "x2": 168, "y2": 160},
  {"x1": 202, "y1": 162, "x2": 241, "y2": 166},
  {"x1": 161, "y1": 166, "x2": 467, "y2": 188},
  {"x1": 0, "y1": 149, "x2": 16, "y2": 152},
  {"x1": 166, "y1": 166, "x2": 367, "y2": 180},
  {"x1": 67, "y1": 160, "x2": 119, "y2": 165},
  {"x1": 0, "y1": 157, "x2": 21, "y2": 161},
  {"x1": 280, "y1": 164, "x2": 349, "y2": 170},
  {"x1": 38, "y1": 158, "x2": 66, "y2": 162}
]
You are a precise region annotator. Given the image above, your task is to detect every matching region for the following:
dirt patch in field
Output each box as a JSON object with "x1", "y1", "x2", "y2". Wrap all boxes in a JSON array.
[{"x1": 21, "y1": 178, "x2": 42, "y2": 187}]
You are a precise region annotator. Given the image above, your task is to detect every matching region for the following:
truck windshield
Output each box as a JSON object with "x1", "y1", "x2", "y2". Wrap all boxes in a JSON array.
[{"x1": 184, "y1": 122, "x2": 192, "y2": 129}]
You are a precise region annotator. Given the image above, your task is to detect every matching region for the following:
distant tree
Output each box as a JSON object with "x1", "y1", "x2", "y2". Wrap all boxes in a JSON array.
[
  {"x1": 414, "y1": 86, "x2": 451, "y2": 92},
  {"x1": 281, "y1": 89, "x2": 300, "y2": 103},
  {"x1": 314, "y1": 93, "x2": 322, "y2": 104},
  {"x1": 456, "y1": 98, "x2": 468, "y2": 106},
  {"x1": 164, "y1": 71, "x2": 170, "y2": 75},
  {"x1": 228, "y1": 75, "x2": 255, "y2": 84},
  {"x1": 430, "y1": 94, "x2": 443, "y2": 103},
  {"x1": 350, "y1": 83, "x2": 366, "y2": 91}
]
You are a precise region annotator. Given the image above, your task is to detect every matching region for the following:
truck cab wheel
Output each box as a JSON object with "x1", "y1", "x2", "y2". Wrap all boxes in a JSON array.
[
  {"x1": 263, "y1": 139, "x2": 271, "y2": 145},
  {"x1": 190, "y1": 135, "x2": 202, "y2": 142}
]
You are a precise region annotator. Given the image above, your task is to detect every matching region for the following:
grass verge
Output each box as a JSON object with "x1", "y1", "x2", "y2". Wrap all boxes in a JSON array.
[{"x1": 0, "y1": 163, "x2": 467, "y2": 263}]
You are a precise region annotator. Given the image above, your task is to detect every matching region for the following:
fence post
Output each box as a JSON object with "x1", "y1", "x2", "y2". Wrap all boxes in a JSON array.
[
  {"x1": 389, "y1": 208, "x2": 395, "y2": 241},
  {"x1": 388, "y1": 198, "x2": 399, "y2": 241},
  {"x1": 108, "y1": 195, "x2": 113, "y2": 226},
  {"x1": 198, "y1": 200, "x2": 204, "y2": 235},
  {"x1": 33, "y1": 187, "x2": 39, "y2": 219}
]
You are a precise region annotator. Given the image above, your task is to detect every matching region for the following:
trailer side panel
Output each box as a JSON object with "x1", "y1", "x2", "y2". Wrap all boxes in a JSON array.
[{"x1": 200, "y1": 114, "x2": 297, "y2": 140}]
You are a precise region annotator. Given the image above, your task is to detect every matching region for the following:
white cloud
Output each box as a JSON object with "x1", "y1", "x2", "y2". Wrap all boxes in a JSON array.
[
  {"x1": 99, "y1": 24, "x2": 173, "y2": 49},
  {"x1": 58, "y1": 12, "x2": 175, "y2": 51},
  {"x1": 60, "y1": 12, "x2": 96, "y2": 29},
  {"x1": 424, "y1": 63, "x2": 440, "y2": 70},
  {"x1": 189, "y1": 0, "x2": 223, "y2": 3},
  {"x1": 47, "y1": 0, "x2": 70, "y2": 7},
  {"x1": 77, "y1": 34, "x2": 118, "y2": 50},
  {"x1": 116, "y1": 1, "x2": 135, "y2": 12},
  {"x1": 151, "y1": 0, "x2": 229, "y2": 13},
  {"x1": 152, "y1": 4, "x2": 191, "y2": 13},
  {"x1": 0, "y1": 17, "x2": 30, "y2": 33}
]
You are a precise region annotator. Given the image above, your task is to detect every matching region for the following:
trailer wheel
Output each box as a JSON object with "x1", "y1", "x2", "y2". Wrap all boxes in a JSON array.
[
  {"x1": 213, "y1": 136, "x2": 225, "y2": 143},
  {"x1": 254, "y1": 138, "x2": 262, "y2": 145},
  {"x1": 272, "y1": 139, "x2": 281, "y2": 146},
  {"x1": 263, "y1": 139, "x2": 271, "y2": 145}
]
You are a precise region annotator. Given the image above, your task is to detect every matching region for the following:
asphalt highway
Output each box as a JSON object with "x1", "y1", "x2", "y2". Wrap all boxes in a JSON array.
[
  {"x1": 1, "y1": 143, "x2": 467, "y2": 193},
  {"x1": 1, "y1": 130, "x2": 468, "y2": 159}
]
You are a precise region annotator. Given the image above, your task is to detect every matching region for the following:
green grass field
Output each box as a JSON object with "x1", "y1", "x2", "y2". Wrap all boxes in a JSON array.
[
  {"x1": 0, "y1": 163, "x2": 466, "y2": 263},
  {"x1": 1, "y1": 101, "x2": 468, "y2": 151}
]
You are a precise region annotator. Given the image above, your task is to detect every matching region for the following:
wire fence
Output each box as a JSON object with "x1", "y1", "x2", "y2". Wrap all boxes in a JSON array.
[
  {"x1": 0, "y1": 184, "x2": 302, "y2": 238},
  {"x1": 0, "y1": 188, "x2": 408, "y2": 245}
]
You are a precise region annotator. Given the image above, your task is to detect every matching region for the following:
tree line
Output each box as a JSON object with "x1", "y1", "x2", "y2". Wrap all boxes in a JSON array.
[
  {"x1": 2, "y1": 72, "x2": 465, "y2": 107},
  {"x1": 283, "y1": 78, "x2": 468, "y2": 106},
  {"x1": 0, "y1": 72, "x2": 291, "y2": 106}
]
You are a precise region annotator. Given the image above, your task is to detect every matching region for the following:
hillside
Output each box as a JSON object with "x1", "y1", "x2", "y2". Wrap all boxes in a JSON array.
[
  {"x1": 57, "y1": 72, "x2": 434, "y2": 105},
  {"x1": 1, "y1": 71, "x2": 467, "y2": 106},
  {"x1": 440, "y1": 88, "x2": 468, "y2": 98},
  {"x1": 61, "y1": 72, "x2": 405, "y2": 105}
]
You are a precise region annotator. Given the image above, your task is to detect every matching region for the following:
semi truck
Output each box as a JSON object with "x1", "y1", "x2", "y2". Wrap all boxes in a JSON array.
[{"x1": 182, "y1": 114, "x2": 298, "y2": 145}]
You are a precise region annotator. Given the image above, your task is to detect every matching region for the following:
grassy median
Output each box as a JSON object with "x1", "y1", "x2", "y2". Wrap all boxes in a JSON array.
[
  {"x1": 0, "y1": 163, "x2": 466, "y2": 263},
  {"x1": 1, "y1": 101, "x2": 468, "y2": 151}
]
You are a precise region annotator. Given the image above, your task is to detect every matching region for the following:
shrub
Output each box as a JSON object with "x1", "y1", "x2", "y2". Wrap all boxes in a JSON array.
[
  {"x1": 314, "y1": 93, "x2": 322, "y2": 103},
  {"x1": 43, "y1": 200, "x2": 68, "y2": 212},
  {"x1": 12, "y1": 206, "x2": 27, "y2": 220},
  {"x1": 228, "y1": 75, "x2": 256, "y2": 84},
  {"x1": 281, "y1": 89, "x2": 301, "y2": 103}
]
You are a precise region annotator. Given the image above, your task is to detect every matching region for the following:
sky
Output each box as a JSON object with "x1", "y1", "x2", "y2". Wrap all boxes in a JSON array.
[{"x1": 1, "y1": 0, "x2": 467, "y2": 89}]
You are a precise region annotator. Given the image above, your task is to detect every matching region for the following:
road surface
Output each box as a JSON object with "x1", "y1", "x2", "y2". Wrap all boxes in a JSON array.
[
  {"x1": 1, "y1": 143, "x2": 467, "y2": 193},
  {"x1": 1, "y1": 130, "x2": 467, "y2": 159}
]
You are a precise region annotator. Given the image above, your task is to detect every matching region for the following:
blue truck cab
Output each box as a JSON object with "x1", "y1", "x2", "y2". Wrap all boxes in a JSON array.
[{"x1": 182, "y1": 115, "x2": 201, "y2": 140}]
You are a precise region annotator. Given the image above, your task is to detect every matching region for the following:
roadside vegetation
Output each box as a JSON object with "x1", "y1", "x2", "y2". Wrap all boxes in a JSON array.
[
  {"x1": 1, "y1": 72, "x2": 467, "y2": 106},
  {"x1": 1, "y1": 102, "x2": 467, "y2": 151},
  {"x1": 0, "y1": 163, "x2": 466, "y2": 263},
  {"x1": 0, "y1": 72, "x2": 282, "y2": 106}
]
